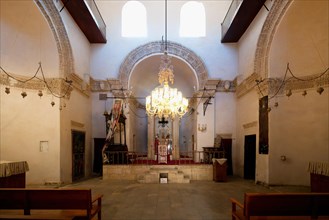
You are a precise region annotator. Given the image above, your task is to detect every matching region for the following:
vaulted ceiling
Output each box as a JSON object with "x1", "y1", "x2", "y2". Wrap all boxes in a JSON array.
[{"x1": 129, "y1": 55, "x2": 197, "y2": 105}]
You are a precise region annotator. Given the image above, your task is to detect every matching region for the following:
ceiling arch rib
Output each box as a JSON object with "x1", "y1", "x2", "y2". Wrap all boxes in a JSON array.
[{"x1": 119, "y1": 41, "x2": 208, "y2": 92}]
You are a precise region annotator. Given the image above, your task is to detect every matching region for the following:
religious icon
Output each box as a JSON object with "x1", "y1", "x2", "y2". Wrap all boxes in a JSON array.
[{"x1": 102, "y1": 99, "x2": 123, "y2": 163}]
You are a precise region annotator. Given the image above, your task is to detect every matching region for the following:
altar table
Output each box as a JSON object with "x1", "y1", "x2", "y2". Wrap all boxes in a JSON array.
[{"x1": 0, "y1": 160, "x2": 29, "y2": 188}]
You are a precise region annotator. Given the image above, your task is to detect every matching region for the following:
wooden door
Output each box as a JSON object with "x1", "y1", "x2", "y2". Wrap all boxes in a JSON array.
[
  {"x1": 244, "y1": 134, "x2": 256, "y2": 180},
  {"x1": 93, "y1": 138, "x2": 105, "y2": 175},
  {"x1": 221, "y1": 138, "x2": 233, "y2": 175},
  {"x1": 72, "y1": 130, "x2": 85, "y2": 181}
]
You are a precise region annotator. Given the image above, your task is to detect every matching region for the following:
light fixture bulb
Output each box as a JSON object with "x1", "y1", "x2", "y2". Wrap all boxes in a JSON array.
[
  {"x1": 38, "y1": 90, "x2": 43, "y2": 97},
  {"x1": 5, "y1": 87, "x2": 10, "y2": 94},
  {"x1": 302, "y1": 90, "x2": 307, "y2": 97},
  {"x1": 286, "y1": 89, "x2": 292, "y2": 97},
  {"x1": 51, "y1": 101, "x2": 55, "y2": 107}
]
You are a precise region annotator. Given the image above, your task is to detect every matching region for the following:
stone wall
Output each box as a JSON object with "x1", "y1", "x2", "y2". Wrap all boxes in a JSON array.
[{"x1": 102, "y1": 165, "x2": 213, "y2": 182}]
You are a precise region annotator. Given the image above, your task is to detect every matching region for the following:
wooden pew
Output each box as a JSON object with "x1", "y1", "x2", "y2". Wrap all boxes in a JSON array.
[
  {"x1": 0, "y1": 188, "x2": 103, "y2": 219},
  {"x1": 231, "y1": 193, "x2": 329, "y2": 220}
]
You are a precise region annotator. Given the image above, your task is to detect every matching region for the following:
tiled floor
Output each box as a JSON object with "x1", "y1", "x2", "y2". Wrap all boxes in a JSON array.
[{"x1": 59, "y1": 176, "x2": 310, "y2": 220}]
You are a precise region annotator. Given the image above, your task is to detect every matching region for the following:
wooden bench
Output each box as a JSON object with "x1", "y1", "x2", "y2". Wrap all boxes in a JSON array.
[
  {"x1": 231, "y1": 193, "x2": 329, "y2": 220},
  {"x1": 0, "y1": 188, "x2": 103, "y2": 219}
]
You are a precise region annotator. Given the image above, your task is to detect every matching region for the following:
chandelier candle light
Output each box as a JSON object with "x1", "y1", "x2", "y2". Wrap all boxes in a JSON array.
[{"x1": 146, "y1": 0, "x2": 188, "y2": 119}]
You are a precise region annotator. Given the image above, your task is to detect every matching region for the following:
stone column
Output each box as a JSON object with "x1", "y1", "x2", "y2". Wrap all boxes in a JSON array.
[
  {"x1": 172, "y1": 117, "x2": 180, "y2": 160},
  {"x1": 147, "y1": 116, "x2": 155, "y2": 159}
]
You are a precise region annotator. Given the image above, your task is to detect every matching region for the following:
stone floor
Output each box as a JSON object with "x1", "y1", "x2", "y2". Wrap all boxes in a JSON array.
[{"x1": 57, "y1": 176, "x2": 310, "y2": 220}]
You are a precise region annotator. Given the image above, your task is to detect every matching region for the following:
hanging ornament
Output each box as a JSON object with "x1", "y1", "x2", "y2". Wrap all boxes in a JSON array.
[
  {"x1": 21, "y1": 91, "x2": 27, "y2": 98},
  {"x1": 286, "y1": 89, "x2": 292, "y2": 97},
  {"x1": 274, "y1": 102, "x2": 279, "y2": 107},
  {"x1": 302, "y1": 90, "x2": 307, "y2": 97},
  {"x1": 5, "y1": 87, "x2": 10, "y2": 94},
  {"x1": 317, "y1": 87, "x2": 324, "y2": 95},
  {"x1": 59, "y1": 105, "x2": 62, "y2": 111},
  {"x1": 51, "y1": 101, "x2": 55, "y2": 107},
  {"x1": 38, "y1": 90, "x2": 43, "y2": 97}
]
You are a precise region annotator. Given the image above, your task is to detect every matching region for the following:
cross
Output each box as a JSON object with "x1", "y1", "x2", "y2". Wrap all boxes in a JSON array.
[{"x1": 158, "y1": 117, "x2": 168, "y2": 127}]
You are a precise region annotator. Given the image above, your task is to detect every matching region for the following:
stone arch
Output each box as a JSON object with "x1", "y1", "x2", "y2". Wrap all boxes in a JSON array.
[
  {"x1": 119, "y1": 41, "x2": 208, "y2": 90},
  {"x1": 34, "y1": 0, "x2": 74, "y2": 77},
  {"x1": 254, "y1": 0, "x2": 292, "y2": 78}
]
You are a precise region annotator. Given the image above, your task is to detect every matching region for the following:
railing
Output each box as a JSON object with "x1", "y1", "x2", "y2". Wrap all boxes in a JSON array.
[
  {"x1": 84, "y1": 0, "x2": 106, "y2": 39},
  {"x1": 221, "y1": 0, "x2": 243, "y2": 39},
  {"x1": 103, "y1": 150, "x2": 226, "y2": 165}
]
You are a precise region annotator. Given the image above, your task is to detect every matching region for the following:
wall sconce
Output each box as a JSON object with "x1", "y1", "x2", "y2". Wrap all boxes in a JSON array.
[
  {"x1": 224, "y1": 81, "x2": 230, "y2": 90},
  {"x1": 198, "y1": 124, "x2": 207, "y2": 132},
  {"x1": 99, "y1": 82, "x2": 105, "y2": 90},
  {"x1": 280, "y1": 155, "x2": 286, "y2": 161}
]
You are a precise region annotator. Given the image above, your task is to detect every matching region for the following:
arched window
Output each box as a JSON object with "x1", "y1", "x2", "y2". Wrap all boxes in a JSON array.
[
  {"x1": 179, "y1": 1, "x2": 206, "y2": 37},
  {"x1": 122, "y1": 1, "x2": 147, "y2": 37}
]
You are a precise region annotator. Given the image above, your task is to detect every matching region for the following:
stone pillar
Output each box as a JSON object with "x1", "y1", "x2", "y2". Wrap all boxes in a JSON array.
[
  {"x1": 147, "y1": 116, "x2": 155, "y2": 159},
  {"x1": 172, "y1": 117, "x2": 180, "y2": 160}
]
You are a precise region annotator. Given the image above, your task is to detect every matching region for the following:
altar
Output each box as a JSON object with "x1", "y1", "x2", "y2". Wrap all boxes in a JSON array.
[
  {"x1": 148, "y1": 116, "x2": 179, "y2": 162},
  {"x1": 0, "y1": 160, "x2": 29, "y2": 188}
]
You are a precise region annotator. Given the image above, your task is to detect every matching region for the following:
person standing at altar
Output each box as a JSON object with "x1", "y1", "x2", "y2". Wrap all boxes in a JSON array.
[{"x1": 165, "y1": 134, "x2": 172, "y2": 155}]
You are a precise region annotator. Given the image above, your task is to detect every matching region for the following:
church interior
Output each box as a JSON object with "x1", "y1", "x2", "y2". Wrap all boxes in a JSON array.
[{"x1": 0, "y1": 0, "x2": 328, "y2": 192}]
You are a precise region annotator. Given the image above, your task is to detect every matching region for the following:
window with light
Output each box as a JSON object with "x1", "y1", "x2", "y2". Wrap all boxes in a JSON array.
[
  {"x1": 122, "y1": 1, "x2": 147, "y2": 37},
  {"x1": 179, "y1": 1, "x2": 206, "y2": 37}
]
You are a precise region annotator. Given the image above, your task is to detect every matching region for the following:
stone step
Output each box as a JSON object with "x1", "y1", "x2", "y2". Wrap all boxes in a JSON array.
[{"x1": 138, "y1": 166, "x2": 190, "y2": 184}]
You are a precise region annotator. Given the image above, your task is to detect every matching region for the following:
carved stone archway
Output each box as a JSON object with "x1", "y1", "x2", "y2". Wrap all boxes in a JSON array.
[
  {"x1": 254, "y1": 0, "x2": 292, "y2": 78},
  {"x1": 119, "y1": 41, "x2": 208, "y2": 90},
  {"x1": 237, "y1": 0, "x2": 292, "y2": 98},
  {"x1": 34, "y1": 0, "x2": 74, "y2": 77}
]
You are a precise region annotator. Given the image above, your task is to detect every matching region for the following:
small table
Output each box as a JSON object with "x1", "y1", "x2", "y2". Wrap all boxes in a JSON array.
[
  {"x1": 0, "y1": 161, "x2": 29, "y2": 188},
  {"x1": 158, "y1": 145, "x2": 167, "y2": 164}
]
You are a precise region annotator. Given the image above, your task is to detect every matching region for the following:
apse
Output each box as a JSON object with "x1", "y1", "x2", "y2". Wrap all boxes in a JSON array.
[{"x1": 129, "y1": 54, "x2": 197, "y2": 106}]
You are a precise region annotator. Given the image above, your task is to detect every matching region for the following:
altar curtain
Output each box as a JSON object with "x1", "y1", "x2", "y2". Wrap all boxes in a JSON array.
[
  {"x1": 0, "y1": 161, "x2": 29, "y2": 177},
  {"x1": 308, "y1": 161, "x2": 329, "y2": 176}
]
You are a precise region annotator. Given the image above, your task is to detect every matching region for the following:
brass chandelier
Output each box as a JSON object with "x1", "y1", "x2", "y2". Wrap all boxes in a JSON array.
[{"x1": 146, "y1": 0, "x2": 188, "y2": 119}]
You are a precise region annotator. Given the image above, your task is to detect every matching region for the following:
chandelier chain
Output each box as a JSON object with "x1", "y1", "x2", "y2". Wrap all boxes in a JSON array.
[{"x1": 145, "y1": 0, "x2": 189, "y2": 119}]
